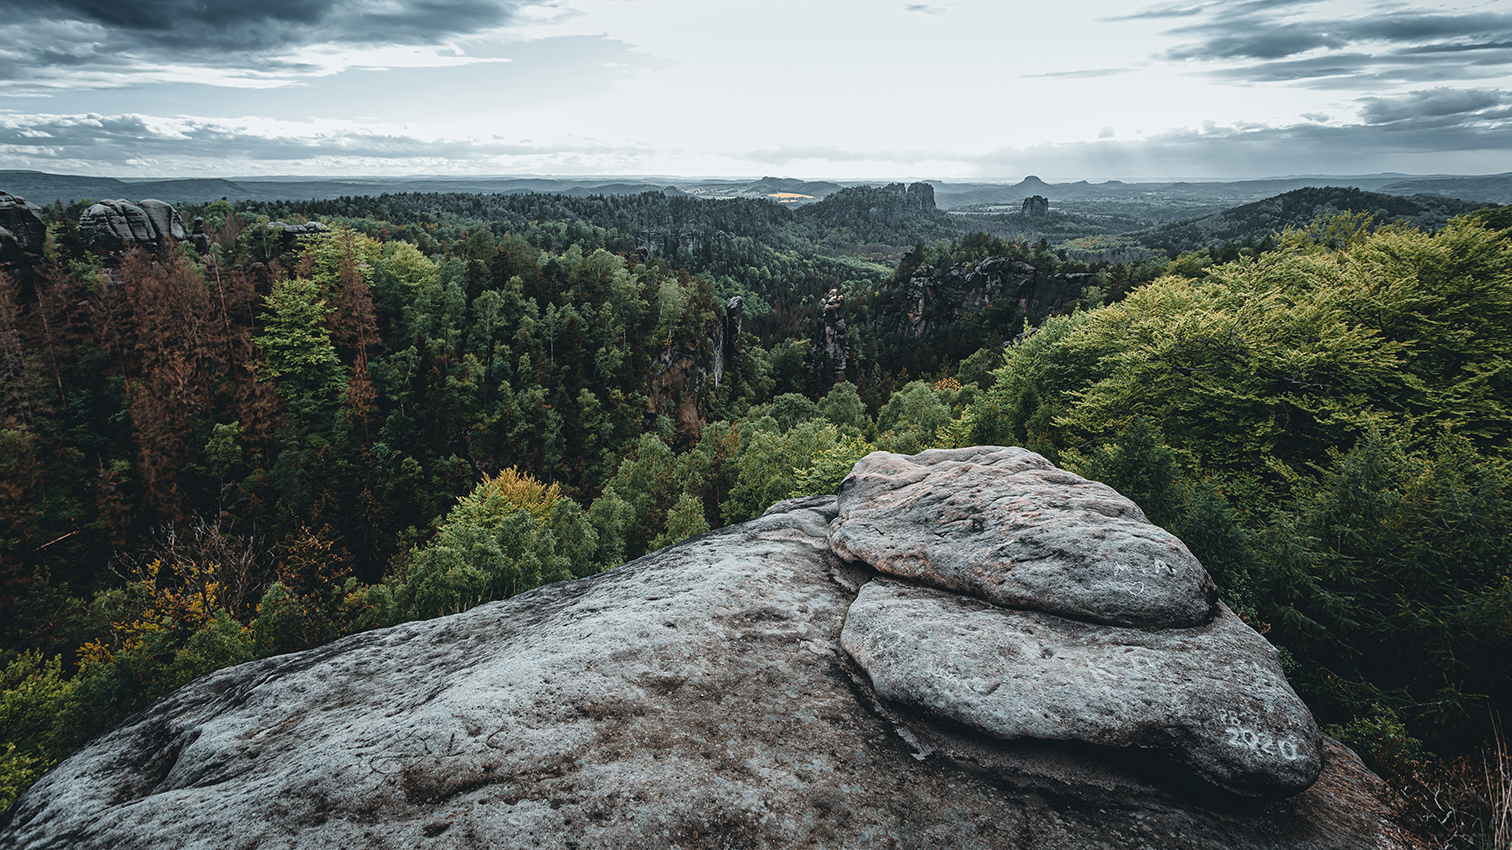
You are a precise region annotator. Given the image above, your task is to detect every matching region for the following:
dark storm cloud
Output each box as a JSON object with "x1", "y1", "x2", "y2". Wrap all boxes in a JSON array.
[
  {"x1": 0, "y1": 0, "x2": 542, "y2": 87},
  {"x1": 1, "y1": 0, "x2": 533, "y2": 50},
  {"x1": 1156, "y1": 4, "x2": 1512, "y2": 84}
]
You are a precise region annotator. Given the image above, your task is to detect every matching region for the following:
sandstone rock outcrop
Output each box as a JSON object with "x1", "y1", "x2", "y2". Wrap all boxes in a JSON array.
[
  {"x1": 0, "y1": 192, "x2": 46, "y2": 266},
  {"x1": 710, "y1": 295, "x2": 742, "y2": 390},
  {"x1": 895, "y1": 254, "x2": 1090, "y2": 337},
  {"x1": 1, "y1": 456, "x2": 1408, "y2": 849},
  {"x1": 831, "y1": 446, "x2": 1217, "y2": 628},
  {"x1": 79, "y1": 199, "x2": 187, "y2": 252},
  {"x1": 1022, "y1": 194, "x2": 1050, "y2": 216},
  {"x1": 809, "y1": 287, "x2": 848, "y2": 378},
  {"x1": 831, "y1": 447, "x2": 1319, "y2": 798}
]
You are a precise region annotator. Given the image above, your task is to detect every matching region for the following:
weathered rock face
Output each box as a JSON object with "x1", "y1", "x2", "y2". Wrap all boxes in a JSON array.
[
  {"x1": 634, "y1": 227, "x2": 727, "y2": 261},
  {"x1": 189, "y1": 217, "x2": 212, "y2": 254},
  {"x1": 79, "y1": 199, "x2": 187, "y2": 252},
  {"x1": 809, "y1": 287, "x2": 847, "y2": 377},
  {"x1": 1022, "y1": 194, "x2": 1051, "y2": 216},
  {"x1": 2, "y1": 461, "x2": 1411, "y2": 849},
  {"x1": 710, "y1": 295, "x2": 742, "y2": 391},
  {"x1": 138, "y1": 200, "x2": 188, "y2": 243},
  {"x1": 646, "y1": 336, "x2": 709, "y2": 449},
  {"x1": 0, "y1": 192, "x2": 47, "y2": 266},
  {"x1": 894, "y1": 255, "x2": 1089, "y2": 337},
  {"x1": 831, "y1": 447, "x2": 1218, "y2": 628},
  {"x1": 842, "y1": 580, "x2": 1322, "y2": 797}
]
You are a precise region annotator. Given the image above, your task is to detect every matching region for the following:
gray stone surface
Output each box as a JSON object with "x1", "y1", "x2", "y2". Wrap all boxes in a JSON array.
[
  {"x1": 830, "y1": 446, "x2": 1218, "y2": 627},
  {"x1": 841, "y1": 578, "x2": 1323, "y2": 797},
  {"x1": 79, "y1": 199, "x2": 191, "y2": 252},
  {"x1": 0, "y1": 498, "x2": 1409, "y2": 849},
  {"x1": 80, "y1": 200, "x2": 151, "y2": 250},
  {"x1": 0, "y1": 192, "x2": 46, "y2": 265},
  {"x1": 137, "y1": 199, "x2": 188, "y2": 242}
]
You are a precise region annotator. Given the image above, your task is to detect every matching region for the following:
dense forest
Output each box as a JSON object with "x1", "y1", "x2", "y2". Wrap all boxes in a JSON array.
[{"x1": 2, "y1": 186, "x2": 1511, "y2": 845}]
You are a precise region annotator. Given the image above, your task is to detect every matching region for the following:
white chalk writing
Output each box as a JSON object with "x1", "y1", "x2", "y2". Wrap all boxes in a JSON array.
[{"x1": 1220, "y1": 714, "x2": 1304, "y2": 761}]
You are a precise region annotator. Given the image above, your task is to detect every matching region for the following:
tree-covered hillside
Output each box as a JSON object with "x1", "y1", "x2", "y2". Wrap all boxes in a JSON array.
[
  {"x1": 1129, "y1": 186, "x2": 1486, "y2": 254},
  {"x1": 2, "y1": 191, "x2": 1510, "y2": 844}
]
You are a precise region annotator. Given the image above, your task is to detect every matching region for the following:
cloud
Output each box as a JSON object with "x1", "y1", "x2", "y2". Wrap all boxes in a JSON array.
[
  {"x1": 1021, "y1": 68, "x2": 1132, "y2": 80},
  {"x1": 0, "y1": 0, "x2": 546, "y2": 90},
  {"x1": 902, "y1": 4, "x2": 946, "y2": 14},
  {"x1": 0, "y1": 111, "x2": 653, "y2": 175},
  {"x1": 737, "y1": 92, "x2": 1512, "y2": 179},
  {"x1": 1102, "y1": 4, "x2": 1208, "y2": 22},
  {"x1": 967, "y1": 103, "x2": 1512, "y2": 179},
  {"x1": 1154, "y1": 4, "x2": 1512, "y2": 86},
  {"x1": 1358, "y1": 87, "x2": 1511, "y2": 124}
]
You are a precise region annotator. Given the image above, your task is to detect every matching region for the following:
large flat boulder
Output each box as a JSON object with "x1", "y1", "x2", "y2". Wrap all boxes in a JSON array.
[
  {"x1": 0, "y1": 498, "x2": 1410, "y2": 849},
  {"x1": 841, "y1": 578, "x2": 1323, "y2": 797},
  {"x1": 830, "y1": 446, "x2": 1217, "y2": 627}
]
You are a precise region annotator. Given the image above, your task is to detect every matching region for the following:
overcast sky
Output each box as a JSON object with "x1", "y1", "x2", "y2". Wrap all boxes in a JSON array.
[{"x1": 0, "y1": 0, "x2": 1509, "y2": 181}]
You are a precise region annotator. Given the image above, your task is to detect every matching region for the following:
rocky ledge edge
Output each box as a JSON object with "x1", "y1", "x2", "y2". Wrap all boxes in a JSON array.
[{"x1": 829, "y1": 446, "x2": 1321, "y2": 797}]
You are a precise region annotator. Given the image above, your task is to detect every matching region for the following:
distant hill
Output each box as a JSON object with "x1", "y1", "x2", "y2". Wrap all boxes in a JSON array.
[
  {"x1": 929, "y1": 174, "x2": 1454, "y2": 210},
  {"x1": 1125, "y1": 186, "x2": 1491, "y2": 253},
  {"x1": 1377, "y1": 172, "x2": 1512, "y2": 204},
  {"x1": 0, "y1": 171, "x2": 140, "y2": 204}
]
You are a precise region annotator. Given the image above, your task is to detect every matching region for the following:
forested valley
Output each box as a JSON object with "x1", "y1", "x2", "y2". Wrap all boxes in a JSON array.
[{"x1": 2, "y1": 184, "x2": 1511, "y2": 844}]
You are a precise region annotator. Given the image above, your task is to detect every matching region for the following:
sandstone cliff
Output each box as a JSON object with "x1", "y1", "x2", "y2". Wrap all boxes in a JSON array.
[
  {"x1": 0, "y1": 192, "x2": 46, "y2": 267},
  {"x1": 0, "y1": 448, "x2": 1414, "y2": 849},
  {"x1": 895, "y1": 254, "x2": 1090, "y2": 338}
]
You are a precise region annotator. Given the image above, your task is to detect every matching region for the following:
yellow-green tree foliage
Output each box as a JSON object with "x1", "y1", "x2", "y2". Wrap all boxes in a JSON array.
[
  {"x1": 973, "y1": 216, "x2": 1512, "y2": 508},
  {"x1": 964, "y1": 213, "x2": 1512, "y2": 748}
]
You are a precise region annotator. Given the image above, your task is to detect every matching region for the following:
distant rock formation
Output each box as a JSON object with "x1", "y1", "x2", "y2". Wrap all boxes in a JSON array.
[
  {"x1": 891, "y1": 180, "x2": 936, "y2": 213},
  {"x1": 634, "y1": 227, "x2": 727, "y2": 261},
  {"x1": 655, "y1": 295, "x2": 744, "y2": 438},
  {"x1": 79, "y1": 199, "x2": 187, "y2": 252},
  {"x1": 2, "y1": 448, "x2": 1413, "y2": 848},
  {"x1": 809, "y1": 287, "x2": 848, "y2": 378},
  {"x1": 895, "y1": 254, "x2": 1089, "y2": 338},
  {"x1": 797, "y1": 182, "x2": 941, "y2": 236},
  {"x1": 190, "y1": 217, "x2": 212, "y2": 254},
  {"x1": 0, "y1": 192, "x2": 46, "y2": 267},
  {"x1": 1022, "y1": 194, "x2": 1050, "y2": 216},
  {"x1": 711, "y1": 295, "x2": 742, "y2": 390}
]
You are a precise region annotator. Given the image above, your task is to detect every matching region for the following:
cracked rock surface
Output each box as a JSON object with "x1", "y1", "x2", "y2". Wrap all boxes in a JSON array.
[{"x1": 3, "y1": 489, "x2": 1407, "y2": 849}]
